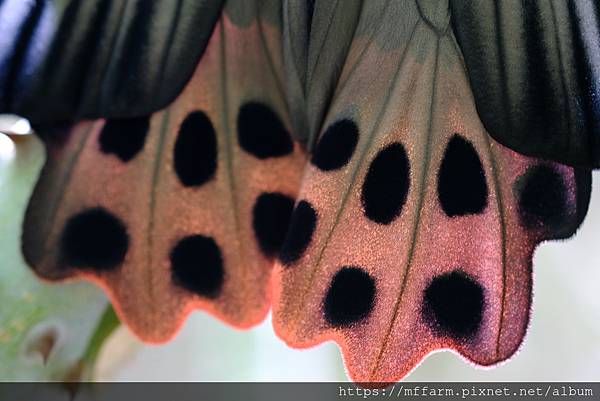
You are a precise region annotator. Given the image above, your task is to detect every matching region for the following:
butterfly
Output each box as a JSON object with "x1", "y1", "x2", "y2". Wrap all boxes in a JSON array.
[
  {"x1": 272, "y1": 0, "x2": 591, "y2": 382},
  {"x1": 22, "y1": 0, "x2": 306, "y2": 342},
  {"x1": 6, "y1": 0, "x2": 596, "y2": 383}
]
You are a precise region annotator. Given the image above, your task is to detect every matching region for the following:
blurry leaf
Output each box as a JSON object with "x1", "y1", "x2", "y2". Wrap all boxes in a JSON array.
[{"x1": 81, "y1": 306, "x2": 120, "y2": 372}]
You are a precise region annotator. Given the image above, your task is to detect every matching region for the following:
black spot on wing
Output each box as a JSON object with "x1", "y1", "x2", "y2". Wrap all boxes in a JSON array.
[
  {"x1": 361, "y1": 142, "x2": 410, "y2": 224},
  {"x1": 174, "y1": 111, "x2": 217, "y2": 187},
  {"x1": 279, "y1": 200, "x2": 317, "y2": 266},
  {"x1": 170, "y1": 235, "x2": 224, "y2": 299},
  {"x1": 422, "y1": 270, "x2": 484, "y2": 340},
  {"x1": 252, "y1": 192, "x2": 295, "y2": 257},
  {"x1": 438, "y1": 134, "x2": 488, "y2": 217},
  {"x1": 60, "y1": 208, "x2": 129, "y2": 271},
  {"x1": 99, "y1": 116, "x2": 150, "y2": 162},
  {"x1": 237, "y1": 102, "x2": 293, "y2": 159},
  {"x1": 324, "y1": 267, "x2": 376, "y2": 327},
  {"x1": 518, "y1": 164, "x2": 568, "y2": 230},
  {"x1": 311, "y1": 119, "x2": 359, "y2": 171}
]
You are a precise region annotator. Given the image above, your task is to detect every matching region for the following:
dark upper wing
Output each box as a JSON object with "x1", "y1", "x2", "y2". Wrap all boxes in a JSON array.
[
  {"x1": 282, "y1": 0, "x2": 363, "y2": 146},
  {"x1": 450, "y1": 0, "x2": 600, "y2": 168},
  {"x1": 0, "y1": 0, "x2": 223, "y2": 124}
]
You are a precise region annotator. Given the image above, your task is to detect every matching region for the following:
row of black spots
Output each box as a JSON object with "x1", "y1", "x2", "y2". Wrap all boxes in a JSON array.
[
  {"x1": 237, "y1": 101, "x2": 293, "y2": 159},
  {"x1": 279, "y1": 200, "x2": 318, "y2": 266},
  {"x1": 173, "y1": 102, "x2": 292, "y2": 186},
  {"x1": 324, "y1": 267, "x2": 376, "y2": 327},
  {"x1": 59, "y1": 180, "x2": 298, "y2": 299},
  {"x1": 170, "y1": 234, "x2": 224, "y2": 299},
  {"x1": 99, "y1": 116, "x2": 151, "y2": 162},
  {"x1": 360, "y1": 134, "x2": 486, "y2": 224},
  {"x1": 322, "y1": 266, "x2": 486, "y2": 336},
  {"x1": 60, "y1": 207, "x2": 224, "y2": 298},
  {"x1": 58, "y1": 207, "x2": 485, "y2": 336},
  {"x1": 252, "y1": 192, "x2": 296, "y2": 257},
  {"x1": 60, "y1": 207, "x2": 129, "y2": 271},
  {"x1": 174, "y1": 110, "x2": 218, "y2": 187},
  {"x1": 321, "y1": 266, "x2": 486, "y2": 336},
  {"x1": 361, "y1": 142, "x2": 410, "y2": 224},
  {"x1": 311, "y1": 119, "x2": 359, "y2": 171},
  {"x1": 438, "y1": 134, "x2": 488, "y2": 217},
  {"x1": 516, "y1": 164, "x2": 568, "y2": 231},
  {"x1": 422, "y1": 270, "x2": 484, "y2": 340}
]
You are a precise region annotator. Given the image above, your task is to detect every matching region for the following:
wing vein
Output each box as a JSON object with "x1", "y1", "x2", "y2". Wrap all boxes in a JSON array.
[
  {"x1": 95, "y1": 0, "x2": 130, "y2": 113},
  {"x1": 218, "y1": 17, "x2": 246, "y2": 291},
  {"x1": 40, "y1": 122, "x2": 97, "y2": 255},
  {"x1": 333, "y1": 0, "x2": 391, "y2": 95},
  {"x1": 255, "y1": 2, "x2": 289, "y2": 114},
  {"x1": 286, "y1": 17, "x2": 421, "y2": 338},
  {"x1": 370, "y1": 34, "x2": 441, "y2": 379},
  {"x1": 145, "y1": 109, "x2": 171, "y2": 304},
  {"x1": 305, "y1": 0, "x2": 341, "y2": 86},
  {"x1": 153, "y1": 0, "x2": 184, "y2": 99},
  {"x1": 448, "y1": 35, "x2": 509, "y2": 358},
  {"x1": 484, "y1": 134, "x2": 508, "y2": 358}
]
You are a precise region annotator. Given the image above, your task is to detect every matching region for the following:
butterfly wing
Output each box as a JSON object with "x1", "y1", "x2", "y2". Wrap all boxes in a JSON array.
[
  {"x1": 282, "y1": 0, "x2": 363, "y2": 147},
  {"x1": 273, "y1": 0, "x2": 591, "y2": 382},
  {"x1": 450, "y1": 0, "x2": 600, "y2": 168},
  {"x1": 0, "y1": 0, "x2": 223, "y2": 123},
  {"x1": 23, "y1": 0, "x2": 306, "y2": 342}
]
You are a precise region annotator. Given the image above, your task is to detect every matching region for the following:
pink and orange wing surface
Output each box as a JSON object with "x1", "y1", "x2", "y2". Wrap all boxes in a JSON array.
[
  {"x1": 272, "y1": 0, "x2": 590, "y2": 383},
  {"x1": 23, "y1": 0, "x2": 306, "y2": 342}
]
